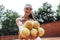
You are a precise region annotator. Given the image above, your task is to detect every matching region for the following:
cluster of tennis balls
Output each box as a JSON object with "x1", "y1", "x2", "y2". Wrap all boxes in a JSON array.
[{"x1": 20, "y1": 20, "x2": 45, "y2": 39}]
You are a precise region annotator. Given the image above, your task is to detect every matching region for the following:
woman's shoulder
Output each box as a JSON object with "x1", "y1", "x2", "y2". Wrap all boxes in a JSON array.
[
  {"x1": 16, "y1": 16, "x2": 24, "y2": 20},
  {"x1": 16, "y1": 17, "x2": 21, "y2": 20},
  {"x1": 16, "y1": 17, "x2": 23, "y2": 21}
]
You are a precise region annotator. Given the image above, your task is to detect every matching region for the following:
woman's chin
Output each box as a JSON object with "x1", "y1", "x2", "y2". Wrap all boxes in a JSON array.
[{"x1": 26, "y1": 14, "x2": 30, "y2": 16}]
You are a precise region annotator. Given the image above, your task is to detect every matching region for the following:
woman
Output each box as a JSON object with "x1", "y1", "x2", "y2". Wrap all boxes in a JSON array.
[{"x1": 16, "y1": 4, "x2": 41, "y2": 40}]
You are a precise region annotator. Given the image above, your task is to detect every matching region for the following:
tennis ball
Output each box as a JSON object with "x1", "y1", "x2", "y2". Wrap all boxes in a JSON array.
[
  {"x1": 24, "y1": 21, "x2": 33, "y2": 30},
  {"x1": 33, "y1": 21, "x2": 40, "y2": 29},
  {"x1": 31, "y1": 28, "x2": 38, "y2": 38},
  {"x1": 20, "y1": 28, "x2": 30, "y2": 38},
  {"x1": 38, "y1": 27, "x2": 45, "y2": 37}
]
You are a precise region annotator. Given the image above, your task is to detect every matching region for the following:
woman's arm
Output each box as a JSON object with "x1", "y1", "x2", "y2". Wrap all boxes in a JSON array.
[{"x1": 16, "y1": 18, "x2": 23, "y2": 27}]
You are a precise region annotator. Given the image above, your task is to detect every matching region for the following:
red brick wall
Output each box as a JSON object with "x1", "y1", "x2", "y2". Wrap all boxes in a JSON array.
[
  {"x1": 0, "y1": 20, "x2": 60, "y2": 40},
  {"x1": 0, "y1": 35, "x2": 18, "y2": 40},
  {"x1": 41, "y1": 20, "x2": 60, "y2": 37}
]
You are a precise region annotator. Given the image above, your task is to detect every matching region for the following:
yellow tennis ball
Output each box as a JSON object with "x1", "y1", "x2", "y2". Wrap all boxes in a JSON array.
[
  {"x1": 20, "y1": 28, "x2": 30, "y2": 38},
  {"x1": 31, "y1": 28, "x2": 38, "y2": 38},
  {"x1": 33, "y1": 21, "x2": 40, "y2": 29},
  {"x1": 38, "y1": 27, "x2": 45, "y2": 37},
  {"x1": 24, "y1": 21, "x2": 33, "y2": 30}
]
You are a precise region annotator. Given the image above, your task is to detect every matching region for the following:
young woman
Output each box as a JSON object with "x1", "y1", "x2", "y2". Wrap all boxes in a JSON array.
[{"x1": 16, "y1": 4, "x2": 41, "y2": 40}]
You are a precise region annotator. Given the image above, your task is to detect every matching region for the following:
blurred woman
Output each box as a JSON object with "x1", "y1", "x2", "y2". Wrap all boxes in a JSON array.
[{"x1": 16, "y1": 4, "x2": 41, "y2": 40}]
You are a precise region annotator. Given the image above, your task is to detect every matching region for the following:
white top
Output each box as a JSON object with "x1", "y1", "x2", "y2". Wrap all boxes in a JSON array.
[
  {"x1": 35, "y1": 37, "x2": 41, "y2": 40},
  {"x1": 18, "y1": 21, "x2": 23, "y2": 31}
]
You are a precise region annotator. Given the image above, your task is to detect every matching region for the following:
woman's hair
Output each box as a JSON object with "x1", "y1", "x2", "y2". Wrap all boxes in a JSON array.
[
  {"x1": 29, "y1": 13, "x2": 33, "y2": 19},
  {"x1": 29, "y1": 13, "x2": 36, "y2": 20},
  {"x1": 24, "y1": 4, "x2": 36, "y2": 20}
]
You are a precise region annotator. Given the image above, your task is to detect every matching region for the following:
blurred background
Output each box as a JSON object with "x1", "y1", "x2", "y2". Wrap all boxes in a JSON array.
[{"x1": 0, "y1": 0, "x2": 60, "y2": 40}]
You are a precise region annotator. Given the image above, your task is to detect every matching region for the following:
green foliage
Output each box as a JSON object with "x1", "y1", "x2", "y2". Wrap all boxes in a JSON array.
[
  {"x1": 1, "y1": 10, "x2": 20, "y2": 35},
  {"x1": 35, "y1": 2, "x2": 57, "y2": 23},
  {"x1": 0, "y1": 5, "x2": 5, "y2": 23},
  {"x1": 56, "y1": 3, "x2": 60, "y2": 20},
  {"x1": 0, "y1": 5, "x2": 5, "y2": 36}
]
